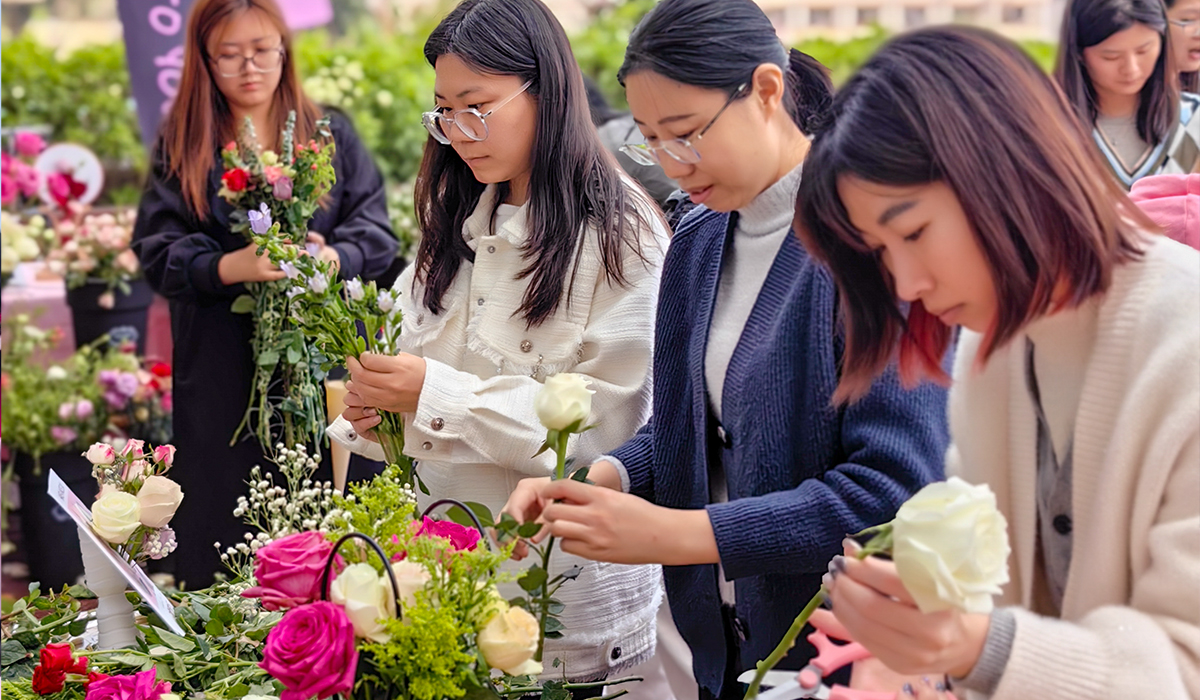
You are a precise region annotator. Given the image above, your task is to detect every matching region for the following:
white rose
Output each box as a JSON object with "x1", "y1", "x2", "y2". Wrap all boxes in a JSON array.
[
  {"x1": 390, "y1": 560, "x2": 431, "y2": 609},
  {"x1": 136, "y1": 475, "x2": 184, "y2": 528},
  {"x1": 534, "y1": 373, "x2": 594, "y2": 431},
  {"x1": 478, "y1": 603, "x2": 542, "y2": 676},
  {"x1": 46, "y1": 365, "x2": 68, "y2": 381},
  {"x1": 91, "y1": 488, "x2": 141, "y2": 544},
  {"x1": 892, "y1": 477, "x2": 1011, "y2": 614},
  {"x1": 84, "y1": 442, "x2": 115, "y2": 465},
  {"x1": 331, "y1": 563, "x2": 396, "y2": 643}
]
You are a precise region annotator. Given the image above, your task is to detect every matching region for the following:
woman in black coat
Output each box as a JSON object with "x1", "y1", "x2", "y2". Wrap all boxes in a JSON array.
[{"x1": 131, "y1": 0, "x2": 396, "y2": 588}]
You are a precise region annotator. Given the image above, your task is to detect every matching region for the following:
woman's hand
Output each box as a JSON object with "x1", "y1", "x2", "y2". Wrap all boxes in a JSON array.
[
  {"x1": 218, "y1": 242, "x2": 287, "y2": 284},
  {"x1": 809, "y1": 609, "x2": 954, "y2": 698},
  {"x1": 501, "y1": 460, "x2": 624, "y2": 561},
  {"x1": 531, "y1": 479, "x2": 718, "y2": 566},
  {"x1": 306, "y1": 231, "x2": 341, "y2": 271},
  {"x1": 826, "y1": 541, "x2": 991, "y2": 679},
  {"x1": 341, "y1": 388, "x2": 380, "y2": 442},
  {"x1": 345, "y1": 353, "x2": 426, "y2": 415}
]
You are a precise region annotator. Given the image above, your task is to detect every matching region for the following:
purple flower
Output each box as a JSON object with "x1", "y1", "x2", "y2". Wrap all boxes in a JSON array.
[
  {"x1": 287, "y1": 286, "x2": 306, "y2": 299},
  {"x1": 273, "y1": 176, "x2": 293, "y2": 200},
  {"x1": 115, "y1": 372, "x2": 139, "y2": 398},
  {"x1": 75, "y1": 399, "x2": 94, "y2": 419},
  {"x1": 248, "y1": 203, "x2": 273, "y2": 235},
  {"x1": 51, "y1": 426, "x2": 78, "y2": 445},
  {"x1": 104, "y1": 390, "x2": 129, "y2": 410},
  {"x1": 146, "y1": 527, "x2": 177, "y2": 560},
  {"x1": 59, "y1": 402, "x2": 76, "y2": 421}
]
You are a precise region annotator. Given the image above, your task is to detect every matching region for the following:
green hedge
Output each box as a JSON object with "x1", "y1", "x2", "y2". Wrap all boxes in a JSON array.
[{"x1": 1, "y1": 11, "x2": 1059, "y2": 191}]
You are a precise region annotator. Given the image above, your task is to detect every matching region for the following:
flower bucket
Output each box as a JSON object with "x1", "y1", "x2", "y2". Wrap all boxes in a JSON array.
[
  {"x1": 65, "y1": 278, "x2": 152, "y2": 354},
  {"x1": 13, "y1": 450, "x2": 97, "y2": 589}
]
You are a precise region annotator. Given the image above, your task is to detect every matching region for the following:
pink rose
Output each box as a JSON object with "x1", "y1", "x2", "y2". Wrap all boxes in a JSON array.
[
  {"x1": 122, "y1": 439, "x2": 145, "y2": 458},
  {"x1": 273, "y1": 176, "x2": 293, "y2": 200},
  {"x1": 84, "y1": 668, "x2": 170, "y2": 700},
  {"x1": 51, "y1": 426, "x2": 77, "y2": 445},
  {"x1": 59, "y1": 402, "x2": 76, "y2": 421},
  {"x1": 262, "y1": 165, "x2": 284, "y2": 185},
  {"x1": 12, "y1": 161, "x2": 40, "y2": 197},
  {"x1": 1, "y1": 174, "x2": 14, "y2": 206},
  {"x1": 14, "y1": 131, "x2": 46, "y2": 158},
  {"x1": 116, "y1": 249, "x2": 139, "y2": 274},
  {"x1": 153, "y1": 444, "x2": 176, "y2": 468},
  {"x1": 241, "y1": 532, "x2": 343, "y2": 610},
  {"x1": 75, "y1": 399, "x2": 94, "y2": 419},
  {"x1": 259, "y1": 602, "x2": 358, "y2": 700},
  {"x1": 415, "y1": 516, "x2": 480, "y2": 551}
]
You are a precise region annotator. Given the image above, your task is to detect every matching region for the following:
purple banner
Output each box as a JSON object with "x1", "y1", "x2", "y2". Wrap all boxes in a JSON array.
[{"x1": 117, "y1": 0, "x2": 333, "y2": 151}]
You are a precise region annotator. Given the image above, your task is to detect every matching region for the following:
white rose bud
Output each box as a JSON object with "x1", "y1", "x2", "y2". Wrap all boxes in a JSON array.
[
  {"x1": 331, "y1": 563, "x2": 396, "y2": 643},
  {"x1": 390, "y1": 560, "x2": 432, "y2": 610},
  {"x1": 136, "y1": 476, "x2": 184, "y2": 528},
  {"x1": 46, "y1": 366, "x2": 68, "y2": 381},
  {"x1": 534, "y1": 373, "x2": 594, "y2": 431},
  {"x1": 84, "y1": 442, "x2": 116, "y2": 465},
  {"x1": 892, "y1": 476, "x2": 1011, "y2": 614},
  {"x1": 91, "y1": 488, "x2": 142, "y2": 544},
  {"x1": 478, "y1": 603, "x2": 542, "y2": 676}
]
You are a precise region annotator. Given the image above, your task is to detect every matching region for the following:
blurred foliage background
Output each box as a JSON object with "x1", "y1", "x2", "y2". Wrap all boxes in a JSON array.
[{"x1": 1, "y1": 0, "x2": 1059, "y2": 253}]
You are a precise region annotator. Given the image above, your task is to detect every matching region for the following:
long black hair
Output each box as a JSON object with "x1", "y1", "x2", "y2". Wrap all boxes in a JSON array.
[
  {"x1": 415, "y1": 0, "x2": 649, "y2": 327},
  {"x1": 1055, "y1": 0, "x2": 1180, "y2": 144},
  {"x1": 617, "y1": 0, "x2": 833, "y2": 135},
  {"x1": 1167, "y1": 0, "x2": 1200, "y2": 92}
]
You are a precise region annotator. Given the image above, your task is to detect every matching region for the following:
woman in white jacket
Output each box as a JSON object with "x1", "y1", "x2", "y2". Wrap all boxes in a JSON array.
[
  {"x1": 326, "y1": 0, "x2": 667, "y2": 693},
  {"x1": 795, "y1": 27, "x2": 1198, "y2": 700}
]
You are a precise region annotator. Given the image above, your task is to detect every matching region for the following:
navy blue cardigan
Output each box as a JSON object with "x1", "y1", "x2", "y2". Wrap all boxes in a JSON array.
[{"x1": 611, "y1": 208, "x2": 950, "y2": 696}]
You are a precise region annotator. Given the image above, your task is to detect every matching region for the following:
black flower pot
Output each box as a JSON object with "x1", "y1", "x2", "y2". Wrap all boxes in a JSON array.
[
  {"x1": 65, "y1": 278, "x2": 153, "y2": 354},
  {"x1": 13, "y1": 450, "x2": 97, "y2": 590}
]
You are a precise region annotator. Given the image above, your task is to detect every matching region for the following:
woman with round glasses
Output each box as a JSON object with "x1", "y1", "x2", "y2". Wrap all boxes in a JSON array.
[
  {"x1": 131, "y1": 0, "x2": 396, "y2": 588},
  {"x1": 326, "y1": 0, "x2": 670, "y2": 694},
  {"x1": 1168, "y1": 0, "x2": 1200, "y2": 93},
  {"x1": 502, "y1": 1, "x2": 951, "y2": 698}
]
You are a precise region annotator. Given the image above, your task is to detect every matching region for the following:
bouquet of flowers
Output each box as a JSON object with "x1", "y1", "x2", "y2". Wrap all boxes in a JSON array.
[
  {"x1": 247, "y1": 214, "x2": 409, "y2": 481},
  {"x1": 1, "y1": 213, "x2": 50, "y2": 283},
  {"x1": 83, "y1": 440, "x2": 183, "y2": 563},
  {"x1": 45, "y1": 209, "x2": 141, "y2": 304},
  {"x1": 218, "y1": 112, "x2": 337, "y2": 456},
  {"x1": 2, "y1": 131, "x2": 47, "y2": 211}
]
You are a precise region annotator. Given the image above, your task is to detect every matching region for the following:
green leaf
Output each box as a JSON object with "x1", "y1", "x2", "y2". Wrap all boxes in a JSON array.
[
  {"x1": 107, "y1": 653, "x2": 147, "y2": 667},
  {"x1": 171, "y1": 652, "x2": 187, "y2": 679},
  {"x1": 443, "y1": 501, "x2": 495, "y2": 529},
  {"x1": 227, "y1": 683, "x2": 250, "y2": 698},
  {"x1": 517, "y1": 521, "x2": 543, "y2": 539},
  {"x1": 544, "y1": 617, "x2": 564, "y2": 633},
  {"x1": 231, "y1": 295, "x2": 257, "y2": 314},
  {"x1": 569, "y1": 466, "x2": 591, "y2": 483},
  {"x1": 1, "y1": 641, "x2": 27, "y2": 667},
  {"x1": 157, "y1": 628, "x2": 196, "y2": 653},
  {"x1": 148, "y1": 646, "x2": 173, "y2": 658},
  {"x1": 286, "y1": 346, "x2": 302, "y2": 365},
  {"x1": 205, "y1": 618, "x2": 225, "y2": 637},
  {"x1": 544, "y1": 630, "x2": 564, "y2": 639},
  {"x1": 547, "y1": 601, "x2": 565, "y2": 615},
  {"x1": 68, "y1": 618, "x2": 88, "y2": 637},
  {"x1": 257, "y1": 350, "x2": 280, "y2": 366},
  {"x1": 518, "y1": 567, "x2": 548, "y2": 593},
  {"x1": 66, "y1": 584, "x2": 96, "y2": 599},
  {"x1": 191, "y1": 600, "x2": 211, "y2": 622},
  {"x1": 212, "y1": 602, "x2": 235, "y2": 625}
]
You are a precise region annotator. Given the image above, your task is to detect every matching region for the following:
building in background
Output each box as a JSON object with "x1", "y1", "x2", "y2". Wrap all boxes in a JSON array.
[{"x1": 757, "y1": 0, "x2": 1068, "y2": 42}]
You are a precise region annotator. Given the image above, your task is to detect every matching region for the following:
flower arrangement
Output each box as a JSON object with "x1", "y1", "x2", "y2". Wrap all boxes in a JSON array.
[
  {"x1": 84, "y1": 440, "x2": 183, "y2": 563},
  {"x1": 218, "y1": 112, "x2": 338, "y2": 456},
  {"x1": 2, "y1": 131, "x2": 47, "y2": 211},
  {"x1": 1, "y1": 213, "x2": 51, "y2": 282},
  {"x1": 45, "y1": 209, "x2": 141, "y2": 303},
  {"x1": 742, "y1": 476, "x2": 1011, "y2": 698}
]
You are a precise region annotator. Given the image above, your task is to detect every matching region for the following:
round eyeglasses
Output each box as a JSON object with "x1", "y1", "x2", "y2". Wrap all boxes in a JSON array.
[
  {"x1": 422, "y1": 81, "x2": 533, "y2": 144},
  {"x1": 620, "y1": 83, "x2": 748, "y2": 167},
  {"x1": 212, "y1": 46, "x2": 285, "y2": 78},
  {"x1": 1170, "y1": 17, "x2": 1200, "y2": 36}
]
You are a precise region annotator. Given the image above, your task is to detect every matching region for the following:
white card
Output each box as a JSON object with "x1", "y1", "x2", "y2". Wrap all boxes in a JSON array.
[{"x1": 47, "y1": 470, "x2": 187, "y2": 636}]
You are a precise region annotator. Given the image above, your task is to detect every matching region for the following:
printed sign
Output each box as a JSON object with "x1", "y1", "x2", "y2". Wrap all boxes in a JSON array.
[{"x1": 46, "y1": 470, "x2": 186, "y2": 636}]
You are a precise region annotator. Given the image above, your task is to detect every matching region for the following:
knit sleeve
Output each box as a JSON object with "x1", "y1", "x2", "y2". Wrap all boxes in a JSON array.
[
  {"x1": 706, "y1": 361, "x2": 950, "y2": 579},
  {"x1": 607, "y1": 419, "x2": 655, "y2": 498}
]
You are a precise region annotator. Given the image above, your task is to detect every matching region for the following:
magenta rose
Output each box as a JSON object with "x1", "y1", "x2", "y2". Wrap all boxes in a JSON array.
[
  {"x1": 14, "y1": 131, "x2": 46, "y2": 158},
  {"x1": 260, "y1": 601, "x2": 358, "y2": 700},
  {"x1": 84, "y1": 668, "x2": 171, "y2": 700},
  {"x1": 416, "y1": 516, "x2": 480, "y2": 551},
  {"x1": 241, "y1": 531, "x2": 342, "y2": 610}
]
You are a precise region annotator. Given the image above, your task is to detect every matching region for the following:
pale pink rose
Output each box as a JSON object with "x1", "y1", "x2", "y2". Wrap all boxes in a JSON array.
[
  {"x1": 85, "y1": 443, "x2": 116, "y2": 465},
  {"x1": 136, "y1": 476, "x2": 183, "y2": 528},
  {"x1": 122, "y1": 439, "x2": 145, "y2": 458},
  {"x1": 97, "y1": 292, "x2": 116, "y2": 309},
  {"x1": 75, "y1": 399, "x2": 94, "y2": 419},
  {"x1": 123, "y1": 460, "x2": 151, "y2": 481},
  {"x1": 153, "y1": 444, "x2": 176, "y2": 469},
  {"x1": 12, "y1": 162, "x2": 40, "y2": 197},
  {"x1": 116, "y1": 249, "x2": 139, "y2": 274},
  {"x1": 59, "y1": 402, "x2": 76, "y2": 421},
  {"x1": 262, "y1": 166, "x2": 284, "y2": 185}
]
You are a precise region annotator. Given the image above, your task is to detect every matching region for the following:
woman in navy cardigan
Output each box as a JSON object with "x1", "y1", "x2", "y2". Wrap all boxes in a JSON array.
[{"x1": 505, "y1": 2, "x2": 950, "y2": 697}]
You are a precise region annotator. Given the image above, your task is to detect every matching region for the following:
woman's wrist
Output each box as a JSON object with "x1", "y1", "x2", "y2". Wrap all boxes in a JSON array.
[
  {"x1": 658, "y1": 507, "x2": 719, "y2": 566},
  {"x1": 217, "y1": 251, "x2": 241, "y2": 285},
  {"x1": 587, "y1": 460, "x2": 624, "y2": 491},
  {"x1": 948, "y1": 612, "x2": 993, "y2": 678}
]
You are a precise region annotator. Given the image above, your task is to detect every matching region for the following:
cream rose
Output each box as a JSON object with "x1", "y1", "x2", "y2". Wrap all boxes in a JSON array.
[
  {"x1": 534, "y1": 373, "x2": 594, "y2": 431},
  {"x1": 892, "y1": 477, "x2": 1011, "y2": 614},
  {"x1": 478, "y1": 603, "x2": 542, "y2": 677},
  {"x1": 330, "y1": 563, "x2": 396, "y2": 643},
  {"x1": 136, "y1": 476, "x2": 184, "y2": 528},
  {"x1": 85, "y1": 442, "x2": 116, "y2": 465},
  {"x1": 91, "y1": 488, "x2": 141, "y2": 544},
  {"x1": 390, "y1": 560, "x2": 432, "y2": 610}
]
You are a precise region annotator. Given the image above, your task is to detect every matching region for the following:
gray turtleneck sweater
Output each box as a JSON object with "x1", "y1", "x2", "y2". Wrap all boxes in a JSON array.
[{"x1": 706, "y1": 162, "x2": 805, "y2": 423}]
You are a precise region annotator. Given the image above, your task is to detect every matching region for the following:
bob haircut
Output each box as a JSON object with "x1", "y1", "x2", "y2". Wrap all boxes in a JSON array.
[
  {"x1": 162, "y1": 0, "x2": 320, "y2": 218},
  {"x1": 415, "y1": 0, "x2": 650, "y2": 327},
  {"x1": 1055, "y1": 0, "x2": 1180, "y2": 145},
  {"x1": 797, "y1": 26, "x2": 1155, "y2": 403}
]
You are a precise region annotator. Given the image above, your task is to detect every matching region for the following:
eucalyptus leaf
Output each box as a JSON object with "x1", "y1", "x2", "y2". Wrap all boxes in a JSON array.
[{"x1": 157, "y1": 628, "x2": 196, "y2": 653}]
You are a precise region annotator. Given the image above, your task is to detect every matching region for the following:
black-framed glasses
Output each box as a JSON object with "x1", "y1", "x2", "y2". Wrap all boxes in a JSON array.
[
  {"x1": 620, "y1": 83, "x2": 749, "y2": 166},
  {"x1": 421, "y1": 81, "x2": 533, "y2": 144},
  {"x1": 212, "y1": 46, "x2": 285, "y2": 78}
]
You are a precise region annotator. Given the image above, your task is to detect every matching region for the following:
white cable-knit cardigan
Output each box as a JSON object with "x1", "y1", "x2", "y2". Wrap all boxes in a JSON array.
[
  {"x1": 947, "y1": 235, "x2": 1199, "y2": 699},
  {"x1": 329, "y1": 184, "x2": 667, "y2": 681}
]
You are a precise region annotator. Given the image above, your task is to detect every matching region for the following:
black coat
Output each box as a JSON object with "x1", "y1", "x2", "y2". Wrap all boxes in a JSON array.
[{"x1": 132, "y1": 112, "x2": 397, "y2": 587}]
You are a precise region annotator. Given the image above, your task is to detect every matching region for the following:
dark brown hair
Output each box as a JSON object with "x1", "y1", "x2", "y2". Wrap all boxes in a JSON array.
[
  {"x1": 797, "y1": 26, "x2": 1155, "y2": 403},
  {"x1": 415, "y1": 0, "x2": 651, "y2": 327},
  {"x1": 1055, "y1": 0, "x2": 1180, "y2": 145},
  {"x1": 161, "y1": 0, "x2": 321, "y2": 218}
]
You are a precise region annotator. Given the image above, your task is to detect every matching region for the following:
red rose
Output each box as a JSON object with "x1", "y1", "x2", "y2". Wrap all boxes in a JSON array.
[
  {"x1": 86, "y1": 672, "x2": 110, "y2": 687},
  {"x1": 221, "y1": 168, "x2": 249, "y2": 192},
  {"x1": 41, "y1": 643, "x2": 87, "y2": 674},
  {"x1": 32, "y1": 666, "x2": 65, "y2": 695},
  {"x1": 149, "y1": 362, "x2": 172, "y2": 379}
]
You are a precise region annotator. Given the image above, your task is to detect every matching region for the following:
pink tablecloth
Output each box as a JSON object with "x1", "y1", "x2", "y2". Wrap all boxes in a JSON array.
[{"x1": 2, "y1": 266, "x2": 173, "y2": 363}]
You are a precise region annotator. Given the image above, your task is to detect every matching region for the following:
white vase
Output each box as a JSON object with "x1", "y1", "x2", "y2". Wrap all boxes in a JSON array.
[{"x1": 78, "y1": 527, "x2": 137, "y2": 648}]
